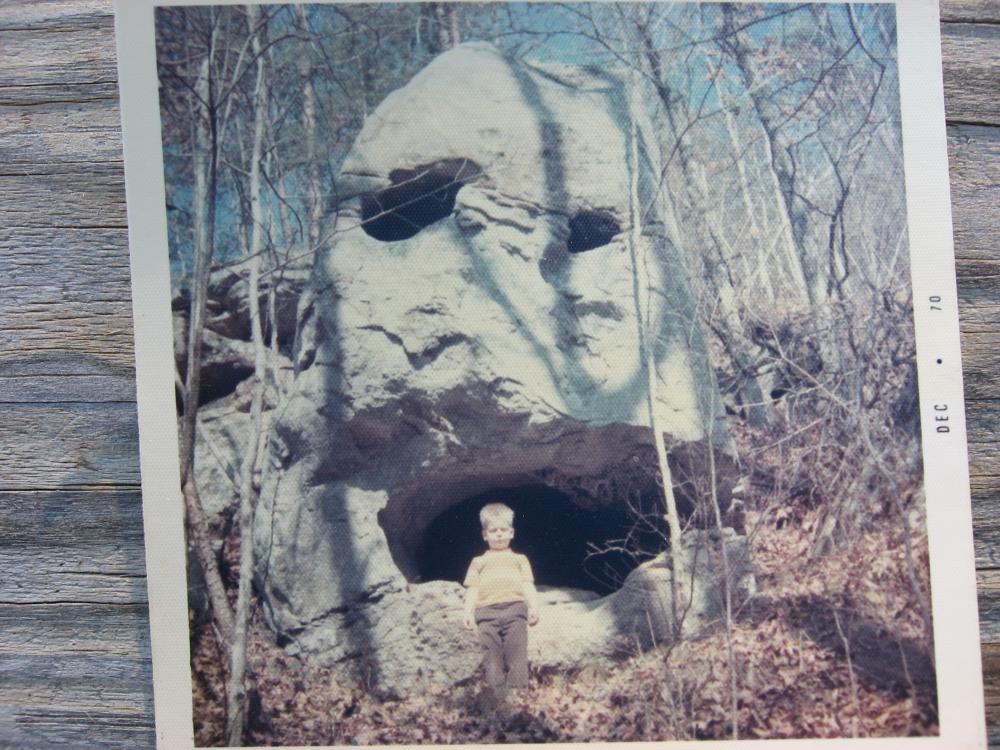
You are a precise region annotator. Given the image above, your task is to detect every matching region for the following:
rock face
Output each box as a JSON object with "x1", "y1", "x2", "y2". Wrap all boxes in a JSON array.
[
  {"x1": 172, "y1": 255, "x2": 308, "y2": 406},
  {"x1": 252, "y1": 42, "x2": 747, "y2": 688}
]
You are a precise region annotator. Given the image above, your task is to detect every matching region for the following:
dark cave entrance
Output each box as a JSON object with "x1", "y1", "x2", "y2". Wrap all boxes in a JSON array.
[
  {"x1": 567, "y1": 210, "x2": 621, "y2": 253},
  {"x1": 361, "y1": 159, "x2": 481, "y2": 242},
  {"x1": 417, "y1": 484, "x2": 667, "y2": 596},
  {"x1": 196, "y1": 362, "x2": 254, "y2": 407}
]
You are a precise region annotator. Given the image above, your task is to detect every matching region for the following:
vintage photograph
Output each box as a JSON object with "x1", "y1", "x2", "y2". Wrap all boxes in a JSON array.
[{"x1": 150, "y1": 2, "x2": 938, "y2": 745}]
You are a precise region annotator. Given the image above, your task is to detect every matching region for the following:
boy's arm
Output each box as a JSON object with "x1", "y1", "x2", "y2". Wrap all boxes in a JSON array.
[
  {"x1": 462, "y1": 557, "x2": 480, "y2": 631},
  {"x1": 521, "y1": 555, "x2": 539, "y2": 625},
  {"x1": 463, "y1": 586, "x2": 478, "y2": 630},
  {"x1": 524, "y1": 581, "x2": 539, "y2": 626}
]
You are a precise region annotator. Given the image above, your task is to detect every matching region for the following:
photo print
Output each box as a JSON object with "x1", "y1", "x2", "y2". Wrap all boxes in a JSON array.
[{"x1": 115, "y1": 1, "x2": 985, "y2": 747}]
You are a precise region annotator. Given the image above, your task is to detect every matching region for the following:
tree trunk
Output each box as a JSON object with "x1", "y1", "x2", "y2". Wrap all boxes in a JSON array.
[
  {"x1": 719, "y1": 6, "x2": 815, "y2": 306},
  {"x1": 448, "y1": 4, "x2": 462, "y2": 48},
  {"x1": 179, "y1": 18, "x2": 236, "y2": 651},
  {"x1": 432, "y1": 3, "x2": 459, "y2": 50},
  {"x1": 182, "y1": 477, "x2": 234, "y2": 645},
  {"x1": 625, "y1": 78, "x2": 686, "y2": 637},
  {"x1": 703, "y1": 388, "x2": 739, "y2": 738},
  {"x1": 225, "y1": 7, "x2": 270, "y2": 745},
  {"x1": 296, "y1": 6, "x2": 323, "y2": 257}
]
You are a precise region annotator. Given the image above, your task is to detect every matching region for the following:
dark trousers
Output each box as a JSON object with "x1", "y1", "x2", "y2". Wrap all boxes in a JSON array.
[{"x1": 475, "y1": 600, "x2": 529, "y2": 689}]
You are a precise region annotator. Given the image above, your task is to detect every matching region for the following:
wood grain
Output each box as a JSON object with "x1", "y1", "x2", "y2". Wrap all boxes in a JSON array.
[
  {"x1": 941, "y1": 0, "x2": 1000, "y2": 24},
  {"x1": 0, "y1": 0, "x2": 996, "y2": 747},
  {"x1": 942, "y1": 22, "x2": 1000, "y2": 125},
  {"x1": 0, "y1": 490, "x2": 146, "y2": 604},
  {"x1": 0, "y1": 403, "x2": 139, "y2": 490},
  {"x1": 950, "y1": 124, "x2": 1000, "y2": 266}
]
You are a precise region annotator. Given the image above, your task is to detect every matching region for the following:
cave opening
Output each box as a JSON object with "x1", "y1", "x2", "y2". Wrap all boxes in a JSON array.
[
  {"x1": 417, "y1": 484, "x2": 667, "y2": 596},
  {"x1": 361, "y1": 159, "x2": 481, "y2": 242},
  {"x1": 196, "y1": 362, "x2": 254, "y2": 407},
  {"x1": 567, "y1": 210, "x2": 621, "y2": 253}
]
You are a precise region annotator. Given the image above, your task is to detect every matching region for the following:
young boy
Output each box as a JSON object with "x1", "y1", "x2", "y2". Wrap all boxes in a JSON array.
[{"x1": 463, "y1": 502, "x2": 539, "y2": 696}]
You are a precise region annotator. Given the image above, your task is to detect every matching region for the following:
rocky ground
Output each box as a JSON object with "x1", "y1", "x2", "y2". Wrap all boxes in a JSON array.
[{"x1": 191, "y1": 487, "x2": 938, "y2": 745}]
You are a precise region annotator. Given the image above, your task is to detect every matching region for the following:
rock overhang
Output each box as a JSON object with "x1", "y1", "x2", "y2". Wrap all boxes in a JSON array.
[
  {"x1": 412, "y1": 481, "x2": 668, "y2": 595},
  {"x1": 375, "y1": 421, "x2": 671, "y2": 584}
]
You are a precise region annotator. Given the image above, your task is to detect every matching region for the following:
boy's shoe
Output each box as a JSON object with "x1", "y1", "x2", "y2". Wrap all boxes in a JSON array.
[
  {"x1": 477, "y1": 685, "x2": 509, "y2": 714},
  {"x1": 493, "y1": 687, "x2": 513, "y2": 721}
]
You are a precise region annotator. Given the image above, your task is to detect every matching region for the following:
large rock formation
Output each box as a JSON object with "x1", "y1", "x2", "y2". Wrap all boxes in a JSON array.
[{"x1": 251, "y1": 42, "x2": 749, "y2": 688}]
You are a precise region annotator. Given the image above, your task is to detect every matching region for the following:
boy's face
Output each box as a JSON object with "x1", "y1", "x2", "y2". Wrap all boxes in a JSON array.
[{"x1": 483, "y1": 522, "x2": 514, "y2": 550}]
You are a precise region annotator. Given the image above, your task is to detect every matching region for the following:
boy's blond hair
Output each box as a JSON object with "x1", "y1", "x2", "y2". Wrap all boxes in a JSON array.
[{"x1": 479, "y1": 502, "x2": 514, "y2": 530}]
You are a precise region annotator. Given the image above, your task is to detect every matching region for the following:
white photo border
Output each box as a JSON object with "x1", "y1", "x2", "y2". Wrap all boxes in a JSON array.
[{"x1": 114, "y1": 0, "x2": 987, "y2": 747}]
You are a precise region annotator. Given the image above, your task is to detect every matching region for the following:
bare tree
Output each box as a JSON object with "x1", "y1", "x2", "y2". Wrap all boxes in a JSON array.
[
  {"x1": 160, "y1": 6, "x2": 236, "y2": 648},
  {"x1": 624, "y1": 71, "x2": 686, "y2": 637},
  {"x1": 225, "y1": 6, "x2": 271, "y2": 744},
  {"x1": 295, "y1": 5, "x2": 324, "y2": 256}
]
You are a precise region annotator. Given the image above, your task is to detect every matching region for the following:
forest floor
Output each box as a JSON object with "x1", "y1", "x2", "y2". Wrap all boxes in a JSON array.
[{"x1": 191, "y1": 487, "x2": 939, "y2": 745}]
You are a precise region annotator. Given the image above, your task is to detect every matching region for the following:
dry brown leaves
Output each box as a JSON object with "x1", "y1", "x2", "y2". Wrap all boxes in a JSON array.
[{"x1": 189, "y1": 434, "x2": 937, "y2": 744}]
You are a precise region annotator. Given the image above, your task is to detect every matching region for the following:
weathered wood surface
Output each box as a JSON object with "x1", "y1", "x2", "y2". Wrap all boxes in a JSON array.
[{"x1": 0, "y1": 0, "x2": 996, "y2": 746}]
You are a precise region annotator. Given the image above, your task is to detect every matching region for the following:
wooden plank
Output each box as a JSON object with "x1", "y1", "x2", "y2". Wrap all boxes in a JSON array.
[
  {"x1": 980, "y1": 570, "x2": 1000, "y2": 641},
  {"x1": 0, "y1": 601, "x2": 154, "y2": 749},
  {"x1": 964, "y1": 334, "x2": 1000, "y2": 402},
  {"x1": 0, "y1": 656, "x2": 152, "y2": 708},
  {"x1": 941, "y1": 0, "x2": 1000, "y2": 24},
  {"x1": 0, "y1": 0, "x2": 111, "y2": 29},
  {"x1": 975, "y1": 517, "x2": 1000, "y2": 584},
  {"x1": 967, "y1": 393, "x2": 1000, "y2": 498},
  {"x1": 0, "y1": 99, "x2": 123, "y2": 167},
  {"x1": 985, "y1": 641, "x2": 1000, "y2": 746},
  {"x1": 949, "y1": 124, "x2": 1000, "y2": 264},
  {"x1": 973, "y1": 537, "x2": 1000, "y2": 564},
  {"x1": 0, "y1": 479, "x2": 154, "y2": 742},
  {"x1": 973, "y1": 476, "x2": 1000, "y2": 569},
  {"x1": 0, "y1": 167, "x2": 126, "y2": 227},
  {"x1": 968, "y1": 400, "x2": 1000, "y2": 444},
  {"x1": 0, "y1": 649, "x2": 154, "y2": 750},
  {"x1": 958, "y1": 259, "x2": 1000, "y2": 334},
  {"x1": 0, "y1": 602, "x2": 150, "y2": 657},
  {"x1": 0, "y1": 227, "x2": 130, "y2": 298},
  {"x1": 0, "y1": 490, "x2": 147, "y2": 604},
  {"x1": 0, "y1": 373, "x2": 135, "y2": 403},
  {"x1": 0, "y1": 354, "x2": 135, "y2": 403},
  {"x1": 0, "y1": 706, "x2": 154, "y2": 750},
  {"x1": 0, "y1": 81, "x2": 122, "y2": 107},
  {"x1": 0, "y1": 570, "x2": 147, "y2": 606},
  {"x1": 0, "y1": 23, "x2": 116, "y2": 93},
  {"x1": 0, "y1": 609, "x2": 153, "y2": 717},
  {"x1": 941, "y1": 22, "x2": 1000, "y2": 125},
  {"x1": 0, "y1": 227, "x2": 134, "y2": 368},
  {"x1": 0, "y1": 403, "x2": 139, "y2": 490},
  {"x1": 967, "y1": 412, "x2": 1000, "y2": 568},
  {"x1": 972, "y1": 473, "x2": 1000, "y2": 496},
  {"x1": 0, "y1": 482, "x2": 154, "y2": 741},
  {"x1": 0, "y1": 2, "x2": 116, "y2": 111}
]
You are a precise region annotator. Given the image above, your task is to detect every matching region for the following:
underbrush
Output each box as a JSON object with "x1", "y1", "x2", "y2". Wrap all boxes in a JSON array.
[{"x1": 191, "y1": 493, "x2": 937, "y2": 745}]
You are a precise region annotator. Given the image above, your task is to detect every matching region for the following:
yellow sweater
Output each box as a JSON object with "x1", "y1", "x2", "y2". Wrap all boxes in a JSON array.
[{"x1": 463, "y1": 549, "x2": 534, "y2": 608}]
